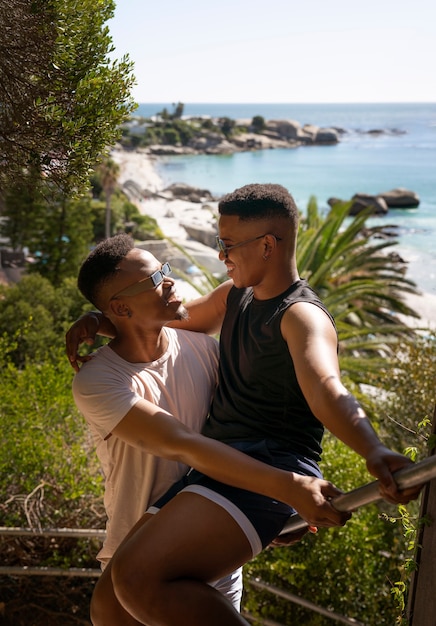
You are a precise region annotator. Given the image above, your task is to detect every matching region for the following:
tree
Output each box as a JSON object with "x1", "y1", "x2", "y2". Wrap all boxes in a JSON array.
[
  {"x1": 251, "y1": 115, "x2": 266, "y2": 132},
  {"x1": 2, "y1": 177, "x2": 95, "y2": 284},
  {"x1": 172, "y1": 102, "x2": 184, "y2": 119},
  {"x1": 97, "y1": 157, "x2": 120, "y2": 239},
  {"x1": 218, "y1": 116, "x2": 235, "y2": 137},
  {"x1": 0, "y1": 0, "x2": 136, "y2": 194},
  {"x1": 0, "y1": 0, "x2": 57, "y2": 179}
]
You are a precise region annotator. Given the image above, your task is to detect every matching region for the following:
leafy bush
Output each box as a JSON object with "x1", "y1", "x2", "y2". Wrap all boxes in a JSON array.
[
  {"x1": 251, "y1": 115, "x2": 266, "y2": 132},
  {"x1": 0, "y1": 346, "x2": 104, "y2": 527},
  {"x1": 0, "y1": 342, "x2": 105, "y2": 577},
  {"x1": 0, "y1": 274, "x2": 92, "y2": 367},
  {"x1": 162, "y1": 127, "x2": 180, "y2": 145},
  {"x1": 375, "y1": 335, "x2": 436, "y2": 455}
]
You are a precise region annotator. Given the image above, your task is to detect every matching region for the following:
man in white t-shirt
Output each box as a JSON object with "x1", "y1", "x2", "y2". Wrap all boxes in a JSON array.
[{"x1": 73, "y1": 312, "x2": 220, "y2": 570}]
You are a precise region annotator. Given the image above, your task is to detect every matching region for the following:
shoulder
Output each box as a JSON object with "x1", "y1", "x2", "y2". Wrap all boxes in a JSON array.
[
  {"x1": 281, "y1": 299, "x2": 337, "y2": 345},
  {"x1": 171, "y1": 280, "x2": 233, "y2": 335},
  {"x1": 168, "y1": 327, "x2": 218, "y2": 355},
  {"x1": 72, "y1": 346, "x2": 125, "y2": 392}
]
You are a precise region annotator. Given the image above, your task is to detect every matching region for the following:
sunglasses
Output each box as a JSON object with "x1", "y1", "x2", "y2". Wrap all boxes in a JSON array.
[
  {"x1": 216, "y1": 234, "x2": 282, "y2": 258},
  {"x1": 110, "y1": 262, "x2": 172, "y2": 300}
]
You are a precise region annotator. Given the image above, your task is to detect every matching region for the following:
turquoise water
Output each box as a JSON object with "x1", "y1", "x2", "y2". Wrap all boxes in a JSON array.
[{"x1": 136, "y1": 103, "x2": 436, "y2": 293}]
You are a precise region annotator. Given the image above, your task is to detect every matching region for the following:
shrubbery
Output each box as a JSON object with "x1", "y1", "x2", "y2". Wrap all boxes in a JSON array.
[{"x1": 0, "y1": 340, "x2": 104, "y2": 532}]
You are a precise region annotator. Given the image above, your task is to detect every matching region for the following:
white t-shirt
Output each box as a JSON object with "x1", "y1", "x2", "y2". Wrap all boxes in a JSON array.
[{"x1": 73, "y1": 327, "x2": 219, "y2": 568}]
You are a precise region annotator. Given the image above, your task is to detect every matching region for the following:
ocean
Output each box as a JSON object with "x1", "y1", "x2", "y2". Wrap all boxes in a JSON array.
[{"x1": 135, "y1": 103, "x2": 436, "y2": 294}]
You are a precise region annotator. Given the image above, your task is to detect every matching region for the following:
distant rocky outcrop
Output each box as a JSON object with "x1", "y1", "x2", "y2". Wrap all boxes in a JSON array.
[
  {"x1": 328, "y1": 188, "x2": 420, "y2": 216},
  {"x1": 378, "y1": 187, "x2": 420, "y2": 208},
  {"x1": 124, "y1": 110, "x2": 409, "y2": 157},
  {"x1": 162, "y1": 183, "x2": 216, "y2": 203},
  {"x1": 328, "y1": 194, "x2": 388, "y2": 216},
  {"x1": 263, "y1": 119, "x2": 340, "y2": 145},
  {"x1": 146, "y1": 118, "x2": 341, "y2": 157}
]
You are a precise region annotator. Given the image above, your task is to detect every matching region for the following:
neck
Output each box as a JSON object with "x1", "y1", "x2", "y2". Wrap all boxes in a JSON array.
[
  {"x1": 252, "y1": 267, "x2": 300, "y2": 301},
  {"x1": 109, "y1": 327, "x2": 169, "y2": 363}
]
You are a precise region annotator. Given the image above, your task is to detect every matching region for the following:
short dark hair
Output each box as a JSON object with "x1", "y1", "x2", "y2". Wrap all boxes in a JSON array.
[
  {"x1": 218, "y1": 183, "x2": 299, "y2": 222},
  {"x1": 77, "y1": 234, "x2": 135, "y2": 308}
]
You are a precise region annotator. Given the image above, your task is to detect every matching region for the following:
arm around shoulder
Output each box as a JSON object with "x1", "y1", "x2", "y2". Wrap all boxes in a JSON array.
[{"x1": 168, "y1": 280, "x2": 233, "y2": 335}]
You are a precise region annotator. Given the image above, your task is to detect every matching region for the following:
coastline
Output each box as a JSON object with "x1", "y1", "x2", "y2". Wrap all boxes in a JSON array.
[{"x1": 111, "y1": 147, "x2": 436, "y2": 330}]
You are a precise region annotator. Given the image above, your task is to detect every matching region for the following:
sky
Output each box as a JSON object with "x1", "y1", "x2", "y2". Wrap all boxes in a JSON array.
[{"x1": 108, "y1": 0, "x2": 436, "y2": 104}]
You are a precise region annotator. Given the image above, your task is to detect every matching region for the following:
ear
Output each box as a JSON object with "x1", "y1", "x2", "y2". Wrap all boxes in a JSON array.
[
  {"x1": 262, "y1": 234, "x2": 276, "y2": 260},
  {"x1": 108, "y1": 299, "x2": 131, "y2": 318}
]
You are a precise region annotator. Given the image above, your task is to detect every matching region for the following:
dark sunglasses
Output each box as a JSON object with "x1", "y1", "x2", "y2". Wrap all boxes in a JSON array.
[{"x1": 216, "y1": 234, "x2": 282, "y2": 258}]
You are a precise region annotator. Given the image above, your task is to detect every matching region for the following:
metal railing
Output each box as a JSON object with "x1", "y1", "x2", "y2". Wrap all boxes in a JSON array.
[
  {"x1": 280, "y1": 454, "x2": 436, "y2": 534},
  {"x1": 0, "y1": 526, "x2": 104, "y2": 578}
]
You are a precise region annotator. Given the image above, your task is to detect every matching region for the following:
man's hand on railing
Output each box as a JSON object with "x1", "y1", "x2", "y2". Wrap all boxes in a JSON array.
[{"x1": 269, "y1": 524, "x2": 318, "y2": 548}]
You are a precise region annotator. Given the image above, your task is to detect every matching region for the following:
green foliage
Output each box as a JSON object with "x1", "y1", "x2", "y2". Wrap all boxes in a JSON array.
[
  {"x1": 2, "y1": 172, "x2": 96, "y2": 285},
  {"x1": 1, "y1": 161, "x2": 162, "y2": 285},
  {"x1": 201, "y1": 118, "x2": 217, "y2": 131},
  {"x1": 0, "y1": 274, "x2": 90, "y2": 367},
  {"x1": 89, "y1": 190, "x2": 163, "y2": 242},
  {"x1": 372, "y1": 335, "x2": 436, "y2": 619},
  {"x1": 95, "y1": 156, "x2": 120, "y2": 238},
  {"x1": 375, "y1": 335, "x2": 436, "y2": 454},
  {"x1": 0, "y1": 0, "x2": 136, "y2": 193},
  {"x1": 0, "y1": 345, "x2": 104, "y2": 532},
  {"x1": 218, "y1": 116, "x2": 236, "y2": 137},
  {"x1": 162, "y1": 127, "x2": 180, "y2": 145},
  {"x1": 251, "y1": 115, "x2": 266, "y2": 132},
  {"x1": 298, "y1": 198, "x2": 421, "y2": 387}
]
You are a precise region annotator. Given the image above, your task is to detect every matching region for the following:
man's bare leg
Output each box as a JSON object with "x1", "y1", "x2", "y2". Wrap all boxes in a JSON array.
[
  {"x1": 111, "y1": 492, "x2": 254, "y2": 625},
  {"x1": 91, "y1": 513, "x2": 154, "y2": 626},
  {"x1": 91, "y1": 561, "x2": 142, "y2": 626}
]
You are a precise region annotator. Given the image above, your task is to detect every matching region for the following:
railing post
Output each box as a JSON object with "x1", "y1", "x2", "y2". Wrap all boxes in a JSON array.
[{"x1": 407, "y1": 405, "x2": 436, "y2": 625}]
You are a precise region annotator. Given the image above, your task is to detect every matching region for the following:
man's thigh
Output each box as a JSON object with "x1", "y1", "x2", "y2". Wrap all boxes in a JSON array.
[{"x1": 114, "y1": 491, "x2": 254, "y2": 584}]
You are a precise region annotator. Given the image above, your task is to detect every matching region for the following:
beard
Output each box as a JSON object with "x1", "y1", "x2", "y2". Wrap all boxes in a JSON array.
[{"x1": 174, "y1": 303, "x2": 189, "y2": 321}]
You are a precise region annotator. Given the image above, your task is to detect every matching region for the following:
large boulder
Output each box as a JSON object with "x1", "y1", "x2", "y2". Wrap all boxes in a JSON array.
[
  {"x1": 314, "y1": 128, "x2": 339, "y2": 144},
  {"x1": 378, "y1": 187, "x2": 420, "y2": 208},
  {"x1": 297, "y1": 124, "x2": 318, "y2": 144},
  {"x1": 181, "y1": 223, "x2": 218, "y2": 248},
  {"x1": 265, "y1": 119, "x2": 301, "y2": 140},
  {"x1": 163, "y1": 183, "x2": 215, "y2": 203},
  {"x1": 328, "y1": 194, "x2": 389, "y2": 216}
]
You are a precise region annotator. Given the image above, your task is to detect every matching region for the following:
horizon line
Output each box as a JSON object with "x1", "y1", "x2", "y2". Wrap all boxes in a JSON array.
[{"x1": 134, "y1": 100, "x2": 436, "y2": 105}]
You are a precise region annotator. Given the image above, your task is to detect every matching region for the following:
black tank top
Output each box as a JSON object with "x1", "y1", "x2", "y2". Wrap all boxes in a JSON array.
[{"x1": 203, "y1": 280, "x2": 336, "y2": 462}]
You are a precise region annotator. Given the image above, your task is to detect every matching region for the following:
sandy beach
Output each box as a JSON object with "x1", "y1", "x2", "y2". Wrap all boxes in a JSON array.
[{"x1": 111, "y1": 147, "x2": 436, "y2": 329}]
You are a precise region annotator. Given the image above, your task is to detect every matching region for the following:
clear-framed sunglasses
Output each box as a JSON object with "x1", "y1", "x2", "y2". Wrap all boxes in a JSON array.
[{"x1": 110, "y1": 262, "x2": 172, "y2": 300}]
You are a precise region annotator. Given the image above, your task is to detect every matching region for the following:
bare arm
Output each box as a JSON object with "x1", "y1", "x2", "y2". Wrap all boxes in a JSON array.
[
  {"x1": 65, "y1": 312, "x2": 116, "y2": 372},
  {"x1": 113, "y1": 397, "x2": 350, "y2": 528},
  {"x1": 281, "y1": 302, "x2": 422, "y2": 504},
  {"x1": 168, "y1": 280, "x2": 232, "y2": 334}
]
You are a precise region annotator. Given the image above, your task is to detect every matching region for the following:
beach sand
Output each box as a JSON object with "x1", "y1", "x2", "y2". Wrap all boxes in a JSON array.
[{"x1": 112, "y1": 148, "x2": 436, "y2": 330}]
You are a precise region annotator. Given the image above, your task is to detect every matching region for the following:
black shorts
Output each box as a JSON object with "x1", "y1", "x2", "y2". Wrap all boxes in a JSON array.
[{"x1": 148, "y1": 440, "x2": 322, "y2": 557}]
